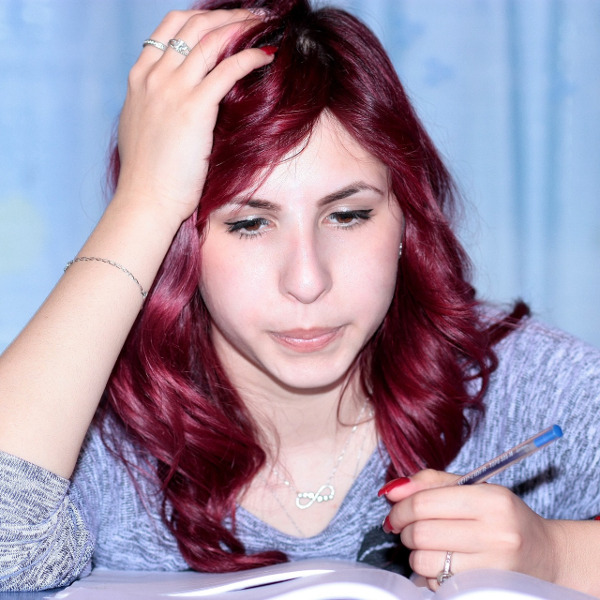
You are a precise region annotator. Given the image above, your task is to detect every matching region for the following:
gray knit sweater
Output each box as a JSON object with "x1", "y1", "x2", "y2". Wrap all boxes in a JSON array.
[{"x1": 1, "y1": 316, "x2": 599, "y2": 592}]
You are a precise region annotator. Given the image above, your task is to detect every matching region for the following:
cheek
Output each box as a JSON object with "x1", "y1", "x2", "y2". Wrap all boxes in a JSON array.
[
  {"x1": 333, "y1": 241, "x2": 398, "y2": 336},
  {"x1": 341, "y1": 235, "x2": 399, "y2": 296},
  {"x1": 200, "y1": 251, "x2": 270, "y2": 326}
]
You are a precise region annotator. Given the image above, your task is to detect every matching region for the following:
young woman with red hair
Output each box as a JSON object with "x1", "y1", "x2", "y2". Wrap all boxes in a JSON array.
[{"x1": 1, "y1": 0, "x2": 599, "y2": 595}]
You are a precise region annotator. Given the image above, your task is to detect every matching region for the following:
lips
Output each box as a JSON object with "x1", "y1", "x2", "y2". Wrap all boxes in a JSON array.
[{"x1": 270, "y1": 327, "x2": 343, "y2": 353}]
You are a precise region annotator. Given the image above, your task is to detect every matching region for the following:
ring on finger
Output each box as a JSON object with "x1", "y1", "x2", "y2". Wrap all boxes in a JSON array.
[
  {"x1": 143, "y1": 39, "x2": 168, "y2": 52},
  {"x1": 436, "y1": 551, "x2": 454, "y2": 585},
  {"x1": 168, "y1": 38, "x2": 192, "y2": 56}
]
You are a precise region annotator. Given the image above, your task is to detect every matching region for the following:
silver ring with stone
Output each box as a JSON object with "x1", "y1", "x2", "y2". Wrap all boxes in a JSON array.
[
  {"x1": 168, "y1": 38, "x2": 191, "y2": 56},
  {"x1": 436, "y1": 551, "x2": 454, "y2": 585},
  {"x1": 142, "y1": 39, "x2": 168, "y2": 52}
]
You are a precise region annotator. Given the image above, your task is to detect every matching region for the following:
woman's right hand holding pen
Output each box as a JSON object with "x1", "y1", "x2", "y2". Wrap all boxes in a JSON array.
[{"x1": 380, "y1": 470, "x2": 600, "y2": 597}]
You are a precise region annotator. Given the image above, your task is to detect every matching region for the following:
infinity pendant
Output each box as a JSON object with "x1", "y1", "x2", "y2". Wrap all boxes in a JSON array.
[{"x1": 295, "y1": 484, "x2": 335, "y2": 509}]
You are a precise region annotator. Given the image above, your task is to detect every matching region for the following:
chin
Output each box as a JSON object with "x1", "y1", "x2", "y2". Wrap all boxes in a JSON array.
[{"x1": 265, "y1": 359, "x2": 357, "y2": 394}]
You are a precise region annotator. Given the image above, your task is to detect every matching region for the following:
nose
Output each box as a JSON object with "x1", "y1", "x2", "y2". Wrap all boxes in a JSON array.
[{"x1": 279, "y1": 230, "x2": 332, "y2": 304}]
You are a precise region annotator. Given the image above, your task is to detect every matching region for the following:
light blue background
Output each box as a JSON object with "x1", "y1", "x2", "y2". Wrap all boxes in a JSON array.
[{"x1": 1, "y1": 0, "x2": 599, "y2": 352}]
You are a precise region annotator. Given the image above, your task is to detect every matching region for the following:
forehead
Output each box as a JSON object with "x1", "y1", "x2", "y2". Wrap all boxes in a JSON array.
[{"x1": 242, "y1": 114, "x2": 389, "y2": 203}]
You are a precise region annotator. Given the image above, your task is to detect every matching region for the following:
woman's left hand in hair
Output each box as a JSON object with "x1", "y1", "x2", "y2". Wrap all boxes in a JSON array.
[
  {"x1": 116, "y1": 9, "x2": 275, "y2": 231},
  {"x1": 380, "y1": 469, "x2": 565, "y2": 591}
]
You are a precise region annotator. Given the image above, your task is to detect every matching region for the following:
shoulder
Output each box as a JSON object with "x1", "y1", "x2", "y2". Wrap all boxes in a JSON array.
[
  {"x1": 452, "y1": 310, "x2": 600, "y2": 518},
  {"x1": 482, "y1": 307, "x2": 600, "y2": 395},
  {"x1": 482, "y1": 309, "x2": 600, "y2": 429}
]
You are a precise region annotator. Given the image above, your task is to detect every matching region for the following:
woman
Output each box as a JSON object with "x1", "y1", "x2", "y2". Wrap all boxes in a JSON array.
[{"x1": 0, "y1": 0, "x2": 599, "y2": 595}]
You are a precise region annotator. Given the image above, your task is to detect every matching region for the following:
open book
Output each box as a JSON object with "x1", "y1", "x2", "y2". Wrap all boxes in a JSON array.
[{"x1": 50, "y1": 560, "x2": 595, "y2": 600}]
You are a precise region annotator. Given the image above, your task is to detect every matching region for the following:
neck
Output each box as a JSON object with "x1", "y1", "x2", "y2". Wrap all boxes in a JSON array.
[
  {"x1": 237, "y1": 382, "x2": 378, "y2": 537},
  {"x1": 239, "y1": 374, "x2": 367, "y2": 455}
]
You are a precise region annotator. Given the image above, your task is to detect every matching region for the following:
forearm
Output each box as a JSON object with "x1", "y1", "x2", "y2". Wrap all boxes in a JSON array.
[
  {"x1": 549, "y1": 519, "x2": 600, "y2": 597},
  {"x1": 0, "y1": 7, "x2": 273, "y2": 481},
  {"x1": 0, "y1": 193, "x2": 179, "y2": 478}
]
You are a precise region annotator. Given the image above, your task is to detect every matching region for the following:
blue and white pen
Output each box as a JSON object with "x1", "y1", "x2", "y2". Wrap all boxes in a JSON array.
[{"x1": 456, "y1": 424, "x2": 563, "y2": 486}]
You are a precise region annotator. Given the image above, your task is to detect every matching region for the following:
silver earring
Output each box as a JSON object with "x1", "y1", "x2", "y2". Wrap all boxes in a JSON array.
[{"x1": 398, "y1": 242, "x2": 403, "y2": 258}]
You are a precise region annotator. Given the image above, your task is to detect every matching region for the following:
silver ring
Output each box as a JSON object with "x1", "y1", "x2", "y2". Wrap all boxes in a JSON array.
[
  {"x1": 436, "y1": 551, "x2": 454, "y2": 585},
  {"x1": 142, "y1": 39, "x2": 167, "y2": 52},
  {"x1": 168, "y1": 38, "x2": 191, "y2": 56}
]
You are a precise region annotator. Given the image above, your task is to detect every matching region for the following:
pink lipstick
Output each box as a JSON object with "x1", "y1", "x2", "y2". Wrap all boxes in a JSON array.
[{"x1": 270, "y1": 327, "x2": 342, "y2": 353}]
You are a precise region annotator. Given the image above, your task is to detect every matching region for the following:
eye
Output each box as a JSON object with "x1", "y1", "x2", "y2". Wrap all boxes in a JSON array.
[
  {"x1": 327, "y1": 209, "x2": 373, "y2": 228},
  {"x1": 225, "y1": 217, "x2": 270, "y2": 238}
]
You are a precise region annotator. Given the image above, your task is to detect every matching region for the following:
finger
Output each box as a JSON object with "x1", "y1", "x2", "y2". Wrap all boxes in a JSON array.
[
  {"x1": 408, "y1": 468, "x2": 460, "y2": 487},
  {"x1": 160, "y1": 9, "x2": 265, "y2": 70},
  {"x1": 410, "y1": 549, "x2": 464, "y2": 586},
  {"x1": 195, "y1": 46, "x2": 275, "y2": 105},
  {"x1": 389, "y1": 484, "x2": 497, "y2": 531},
  {"x1": 400, "y1": 519, "x2": 483, "y2": 553},
  {"x1": 137, "y1": 9, "x2": 260, "y2": 68},
  {"x1": 379, "y1": 469, "x2": 458, "y2": 502},
  {"x1": 138, "y1": 10, "x2": 206, "y2": 68}
]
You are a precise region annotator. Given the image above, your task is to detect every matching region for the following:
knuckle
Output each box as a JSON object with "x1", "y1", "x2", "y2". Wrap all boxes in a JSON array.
[
  {"x1": 128, "y1": 63, "x2": 144, "y2": 85},
  {"x1": 410, "y1": 491, "x2": 433, "y2": 517},
  {"x1": 501, "y1": 529, "x2": 524, "y2": 554},
  {"x1": 198, "y1": 26, "x2": 223, "y2": 47},
  {"x1": 144, "y1": 67, "x2": 164, "y2": 91},
  {"x1": 410, "y1": 521, "x2": 432, "y2": 547},
  {"x1": 230, "y1": 52, "x2": 249, "y2": 72},
  {"x1": 164, "y1": 10, "x2": 186, "y2": 27},
  {"x1": 410, "y1": 468, "x2": 439, "y2": 485},
  {"x1": 489, "y1": 484, "x2": 518, "y2": 511},
  {"x1": 421, "y1": 468, "x2": 438, "y2": 477},
  {"x1": 186, "y1": 12, "x2": 206, "y2": 27}
]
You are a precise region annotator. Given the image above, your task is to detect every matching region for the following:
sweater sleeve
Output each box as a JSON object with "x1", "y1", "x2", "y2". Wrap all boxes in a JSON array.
[{"x1": 0, "y1": 451, "x2": 94, "y2": 592}]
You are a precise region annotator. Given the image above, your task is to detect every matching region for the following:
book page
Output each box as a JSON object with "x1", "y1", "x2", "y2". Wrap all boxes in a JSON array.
[
  {"x1": 52, "y1": 561, "x2": 423, "y2": 600},
  {"x1": 435, "y1": 569, "x2": 596, "y2": 600},
  {"x1": 50, "y1": 564, "x2": 596, "y2": 600}
]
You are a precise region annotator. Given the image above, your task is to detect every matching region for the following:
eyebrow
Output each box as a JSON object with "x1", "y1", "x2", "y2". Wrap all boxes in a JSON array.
[{"x1": 226, "y1": 182, "x2": 385, "y2": 213}]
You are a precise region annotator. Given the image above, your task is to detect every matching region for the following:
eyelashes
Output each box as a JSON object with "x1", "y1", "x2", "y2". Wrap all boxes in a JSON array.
[
  {"x1": 326, "y1": 209, "x2": 373, "y2": 227},
  {"x1": 225, "y1": 217, "x2": 270, "y2": 238},
  {"x1": 225, "y1": 209, "x2": 373, "y2": 239}
]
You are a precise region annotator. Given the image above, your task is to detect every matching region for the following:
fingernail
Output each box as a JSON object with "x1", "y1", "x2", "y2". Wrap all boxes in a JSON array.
[
  {"x1": 382, "y1": 515, "x2": 393, "y2": 534},
  {"x1": 248, "y1": 8, "x2": 271, "y2": 18},
  {"x1": 377, "y1": 477, "x2": 410, "y2": 497},
  {"x1": 260, "y1": 45, "x2": 278, "y2": 55}
]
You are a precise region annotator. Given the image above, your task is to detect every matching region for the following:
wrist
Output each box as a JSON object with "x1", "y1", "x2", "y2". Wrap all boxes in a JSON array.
[
  {"x1": 110, "y1": 186, "x2": 193, "y2": 238},
  {"x1": 112, "y1": 157, "x2": 205, "y2": 233},
  {"x1": 544, "y1": 519, "x2": 570, "y2": 586},
  {"x1": 545, "y1": 519, "x2": 600, "y2": 596},
  {"x1": 77, "y1": 191, "x2": 189, "y2": 298}
]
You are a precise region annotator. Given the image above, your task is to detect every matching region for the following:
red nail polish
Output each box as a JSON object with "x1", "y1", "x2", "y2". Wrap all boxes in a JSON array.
[
  {"x1": 260, "y1": 45, "x2": 278, "y2": 55},
  {"x1": 378, "y1": 477, "x2": 410, "y2": 497},
  {"x1": 382, "y1": 515, "x2": 393, "y2": 534},
  {"x1": 594, "y1": 515, "x2": 600, "y2": 521}
]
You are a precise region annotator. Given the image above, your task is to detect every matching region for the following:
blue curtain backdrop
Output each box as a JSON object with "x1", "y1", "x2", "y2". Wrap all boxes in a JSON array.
[{"x1": 1, "y1": 0, "x2": 599, "y2": 352}]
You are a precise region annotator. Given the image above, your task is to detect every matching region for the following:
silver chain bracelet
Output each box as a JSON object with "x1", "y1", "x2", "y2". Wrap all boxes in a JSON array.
[{"x1": 64, "y1": 257, "x2": 148, "y2": 299}]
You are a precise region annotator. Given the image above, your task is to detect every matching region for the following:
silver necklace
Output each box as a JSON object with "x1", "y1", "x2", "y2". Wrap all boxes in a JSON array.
[
  {"x1": 263, "y1": 482, "x2": 306, "y2": 537},
  {"x1": 271, "y1": 400, "x2": 370, "y2": 510}
]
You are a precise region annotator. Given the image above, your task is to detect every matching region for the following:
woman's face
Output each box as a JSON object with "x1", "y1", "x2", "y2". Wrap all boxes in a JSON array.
[{"x1": 200, "y1": 115, "x2": 403, "y2": 398}]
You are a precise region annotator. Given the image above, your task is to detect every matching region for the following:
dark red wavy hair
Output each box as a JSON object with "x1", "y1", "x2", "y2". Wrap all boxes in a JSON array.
[{"x1": 102, "y1": 0, "x2": 528, "y2": 573}]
